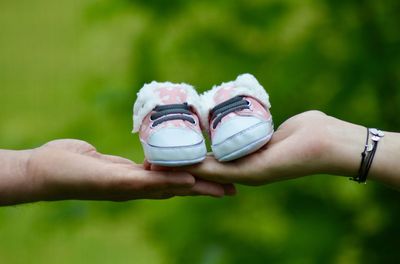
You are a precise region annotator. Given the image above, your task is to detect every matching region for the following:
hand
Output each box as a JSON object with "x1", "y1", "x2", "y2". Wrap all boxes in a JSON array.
[
  {"x1": 163, "y1": 111, "x2": 367, "y2": 185},
  {"x1": 22, "y1": 139, "x2": 235, "y2": 203}
]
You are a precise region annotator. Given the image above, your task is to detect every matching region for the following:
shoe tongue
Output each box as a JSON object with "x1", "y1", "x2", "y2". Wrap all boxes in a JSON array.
[
  {"x1": 156, "y1": 86, "x2": 189, "y2": 105},
  {"x1": 213, "y1": 86, "x2": 238, "y2": 105}
]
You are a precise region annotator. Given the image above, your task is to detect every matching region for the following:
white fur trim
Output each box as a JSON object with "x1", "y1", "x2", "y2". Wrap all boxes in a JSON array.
[
  {"x1": 199, "y1": 73, "x2": 271, "y2": 130},
  {"x1": 132, "y1": 81, "x2": 201, "y2": 133}
]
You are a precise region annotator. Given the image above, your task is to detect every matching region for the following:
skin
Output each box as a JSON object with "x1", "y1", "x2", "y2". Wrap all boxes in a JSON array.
[
  {"x1": 0, "y1": 139, "x2": 236, "y2": 206},
  {"x1": 2, "y1": 111, "x2": 398, "y2": 206},
  {"x1": 160, "y1": 111, "x2": 400, "y2": 190}
]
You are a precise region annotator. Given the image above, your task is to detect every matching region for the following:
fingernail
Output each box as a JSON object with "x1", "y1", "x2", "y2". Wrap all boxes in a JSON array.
[{"x1": 224, "y1": 185, "x2": 237, "y2": 196}]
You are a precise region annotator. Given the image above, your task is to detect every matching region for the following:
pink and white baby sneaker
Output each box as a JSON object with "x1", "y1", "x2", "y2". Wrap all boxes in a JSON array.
[
  {"x1": 200, "y1": 73, "x2": 274, "y2": 162},
  {"x1": 133, "y1": 81, "x2": 207, "y2": 166}
]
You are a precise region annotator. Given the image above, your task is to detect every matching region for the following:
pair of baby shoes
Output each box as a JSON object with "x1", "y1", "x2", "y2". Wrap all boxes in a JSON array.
[{"x1": 132, "y1": 73, "x2": 274, "y2": 166}]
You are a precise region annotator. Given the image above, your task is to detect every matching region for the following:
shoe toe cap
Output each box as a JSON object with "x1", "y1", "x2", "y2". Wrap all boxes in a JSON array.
[
  {"x1": 148, "y1": 127, "x2": 203, "y2": 147},
  {"x1": 212, "y1": 116, "x2": 266, "y2": 145}
]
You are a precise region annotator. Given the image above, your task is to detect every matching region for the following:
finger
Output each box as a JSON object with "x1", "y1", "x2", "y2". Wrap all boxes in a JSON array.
[
  {"x1": 143, "y1": 159, "x2": 151, "y2": 170},
  {"x1": 137, "y1": 170, "x2": 196, "y2": 190},
  {"x1": 171, "y1": 178, "x2": 226, "y2": 198},
  {"x1": 44, "y1": 139, "x2": 96, "y2": 154},
  {"x1": 176, "y1": 156, "x2": 240, "y2": 183},
  {"x1": 148, "y1": 163, "x2": 236, "y2": 194},
  {"x1": 191, "y1": 179, "x2": 225, "y2": 197},
  {"x1": 100, "y1": 154, "x2": 136, "y2": 165},
  {"x1": 223, "y1": 184, "x2": 237, "y2": 196},
  {"x1": 84, "y1": 150, "x2": 136, "y2": 165},
  {"x1": 150, "y1": 164, "x2": 171, "y2": 171}
]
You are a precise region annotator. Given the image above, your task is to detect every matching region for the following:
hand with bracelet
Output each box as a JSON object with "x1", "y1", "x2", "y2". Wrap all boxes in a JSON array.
[
  {"x1": 0, "y1": 139, "x2": 236, "y2": 206},
  {"x1": 166, "y1": 110, "x2": 399, "y2": 189}
]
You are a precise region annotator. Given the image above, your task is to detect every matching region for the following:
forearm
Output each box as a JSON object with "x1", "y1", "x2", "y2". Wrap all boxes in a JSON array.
[
  {"x1": 368, "y1": 131, "x2": 400, "y2": 188},
  {"x1": 322, "y1": 117, "x2": 400, "y2": 189},
  {"x1": 0, "y1": 149, "x2": 35, "y2": 205}
]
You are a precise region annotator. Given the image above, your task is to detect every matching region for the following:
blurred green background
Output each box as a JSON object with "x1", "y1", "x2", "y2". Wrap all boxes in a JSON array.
[{"x1": 0, "y1": 0, "x2": 399, "y2": 263}]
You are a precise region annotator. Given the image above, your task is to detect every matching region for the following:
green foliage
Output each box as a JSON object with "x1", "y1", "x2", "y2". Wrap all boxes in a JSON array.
[{"x1": 0, "y1": 0, "x2": 399, "y2": 263}]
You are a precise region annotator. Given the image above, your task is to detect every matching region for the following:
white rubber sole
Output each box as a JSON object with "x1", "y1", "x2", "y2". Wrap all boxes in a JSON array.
[
  {"x1": 212, "y1": 121, "x2": 274, "y2": 162},
  {"x1": 142, "y1": 140, "x2": 207, "y2": 167}
]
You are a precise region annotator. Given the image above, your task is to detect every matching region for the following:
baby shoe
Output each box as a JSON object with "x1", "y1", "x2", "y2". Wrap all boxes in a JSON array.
[
  {"x1": 200, "y1": 73, "x2": 274, "y2": 162},
  {"x1": 133, "y1": 81, "x2": 207, "y2": 166}
]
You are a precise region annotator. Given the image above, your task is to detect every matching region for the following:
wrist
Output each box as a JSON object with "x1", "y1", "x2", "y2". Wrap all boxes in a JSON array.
[
  {"x1": 0, "y1": 149, "x2": 36, "y2": 205},
  {"x1": 24, "y1": 146, "x2": 61, "y2": 202},
  {"x1": 319, "y1": 117, "x2": 367, "y2": 177},
  {"x1": 318, "y1": 117, "x2": 399, "y2": 188}
]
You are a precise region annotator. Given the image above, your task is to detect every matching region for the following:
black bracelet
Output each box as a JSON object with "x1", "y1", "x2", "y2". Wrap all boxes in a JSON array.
[{"x1": 351, "y1": 128, "x2": 384, "y2": 183}]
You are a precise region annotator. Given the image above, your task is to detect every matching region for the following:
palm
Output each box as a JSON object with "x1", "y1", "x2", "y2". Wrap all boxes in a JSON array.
[
  {"x1": 181, "y1": 111, "x2": 329, "y2": 185},
  {"x1": 28, "y1": 139, "x2": 233, "y2": 201}
]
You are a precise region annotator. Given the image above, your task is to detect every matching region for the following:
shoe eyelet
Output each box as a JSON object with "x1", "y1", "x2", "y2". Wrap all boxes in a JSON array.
[{"x1": 245, "y1": 100, "x2": 253, "y2": 110}]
